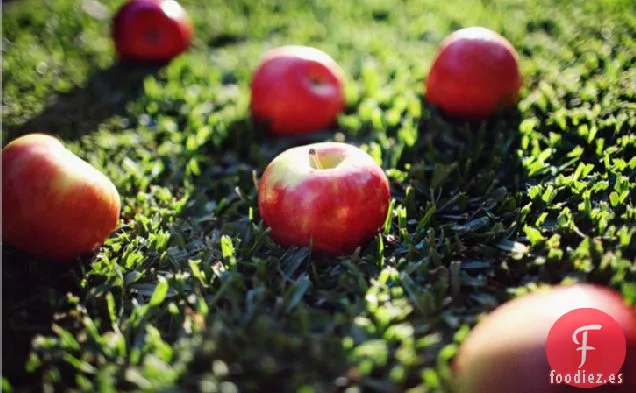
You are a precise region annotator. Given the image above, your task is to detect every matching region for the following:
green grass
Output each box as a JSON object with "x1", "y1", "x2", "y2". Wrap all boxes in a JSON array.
[{"x1": 2, "y1": 0, "x2": 635, "y2": 392}]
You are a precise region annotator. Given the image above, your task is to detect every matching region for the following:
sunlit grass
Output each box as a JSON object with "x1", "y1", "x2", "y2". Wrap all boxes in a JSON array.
[{"x1": 2, "y1": 0, "x2": 634, "y2": 392}]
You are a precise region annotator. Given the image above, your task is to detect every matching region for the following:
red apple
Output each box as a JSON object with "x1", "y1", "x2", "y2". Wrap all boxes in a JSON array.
[
  {"x1": 2, "y1": 134, "x2": 121, "y2": 261},
  {"x1": 257, "y1": 142, "x2": 390, "y2": 255},
  {"x1": 111, "y1": 0, "x2": 193, "y2": 63},
  {"x1": 425, "y1": 26, "x2": 523, "y2": 120},
  {"x1": 250, "y1": 45, "x2": 346, "y2": 136},
  {"x1": 453, "y1": 283, "x2": 636, "y2": 393}
]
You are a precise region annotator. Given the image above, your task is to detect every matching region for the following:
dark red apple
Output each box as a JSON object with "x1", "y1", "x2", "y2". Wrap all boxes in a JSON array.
[
  {"x1": 425, "y1": 26, "x2": 523, "y2": 120},
  {"x1": 453, "y1": 283, "x2": 636, "y2": 393},
  {"x1": 2, "y1": 134, "x2": 121, "y2": 261},
  {"x1": 111, "y1": 0, "x2": 193, "y2": 63},
  {"x1": 257, "y1": 142, "x2": 390, "y2": 255},
  {"x1": 250, "y1": 45, "x2": 346, "y2": 136}
]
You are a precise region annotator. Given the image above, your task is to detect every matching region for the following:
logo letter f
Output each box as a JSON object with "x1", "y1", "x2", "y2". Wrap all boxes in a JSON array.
[{"x1": 572, "y1": 324, "x2": 603, "y2": 369}]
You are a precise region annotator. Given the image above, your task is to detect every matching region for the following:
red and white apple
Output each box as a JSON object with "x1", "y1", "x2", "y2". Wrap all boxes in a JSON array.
[
  {"x1": 111, "y1": 0, "x2": 193, "y2": 63},
  {"x1": 425, "y1": 26, "x2": 523, "y2": 120},
  {"x1": 453, "y1": 283, "x2": 636, "y2": 393},
  {"x1": 2, "y1": 134, "x2": 122, "y2": 262},
  {"x1": 250, "y1": 45, "x2": 346, "y2": 136},
  {"x1": 257, "y1": 142, "x2": 390, "y2": 255}
]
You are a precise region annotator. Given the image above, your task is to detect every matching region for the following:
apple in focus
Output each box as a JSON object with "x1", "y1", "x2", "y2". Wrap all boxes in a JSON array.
[
  {"x1": 112, "y1": 0, "x2": 193, "y2": 63},
  {"x1": 258, "y1": 142, "x2": 390, "y2": 255},
  {"x1": 425, "y1": 26, "x2": 523, "y2": 120},
  {"x1": 250, "y1": 45, "x2": 346, "y2": 136},
  {"x1": 453, "y1": 283, "x2": 636, "y2": 393},
  {"x1": 2, "y1": 134, "x2": 122, "y2": 261}
]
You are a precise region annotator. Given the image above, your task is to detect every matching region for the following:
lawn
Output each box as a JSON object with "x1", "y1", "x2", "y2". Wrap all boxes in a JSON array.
[{"x1": 1, "y1": 0, "x2": 635, "y2": 392}]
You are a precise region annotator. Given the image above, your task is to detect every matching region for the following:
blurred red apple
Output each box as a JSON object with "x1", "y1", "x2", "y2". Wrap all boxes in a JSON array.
[
  {"x1": 2, "y1": 134, "x2": 121, "y2": 261},
  {"x1": 453, "y1": 283, "x2": 636, "y2": 393},
  {"x1": 112, "y1": 0, "x2": 193, "y2": 63},
  {"x1": 425, "y1": 26, "x2": 523, "y2": 120},
  {"x1": 250, "y1": 45, "x2": 346, "y2": 136},
  {"x1": 258, "y1": 142, "x2": 390, "y2": 255}
]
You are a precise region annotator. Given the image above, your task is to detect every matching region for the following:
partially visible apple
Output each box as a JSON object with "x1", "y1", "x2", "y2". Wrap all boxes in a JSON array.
[
  {"x1": 250, "y1": 45, "x2": 346, "y2": 136},
  {"x1": 453, "y1": 283, "x2": 636, "y2": 393},
  {"x1": 425, "y1": 26, "x2": 523, "y2": 120},
  {"x1": 2, "y1": 134, "x2": 121, "y2": 261},
  {"x1": 112, "y1": 0, "x2": 193, "y2": 63},
  {"x1": 257, "y1": 142, "x2": 390, "y2": 255}
]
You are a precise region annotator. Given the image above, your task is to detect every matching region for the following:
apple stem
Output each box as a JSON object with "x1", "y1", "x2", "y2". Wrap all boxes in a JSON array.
[{"x1": 309, "y1": 148, "x2": 323, "y2": 169}]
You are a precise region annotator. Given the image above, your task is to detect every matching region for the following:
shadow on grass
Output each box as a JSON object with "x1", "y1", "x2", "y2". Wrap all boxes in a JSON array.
[
  {"x1": 1, "y1": 247, "x2": 91, "y2": 390},
  {"x1": 402, "y1": 97, "x2": 529, "y2": 287},
  {"x1": 172, "y1": 99, "x2": 530, "y2": 393},
  {"x1": 2, "y1": 60, "x2": 163, "y2": 390},
  {"x1": 230, "y1": 118, "x2": 347, "y2": 163},
  {"x1": 3, "y1": 61, "x2": 162, "y2": 143}
]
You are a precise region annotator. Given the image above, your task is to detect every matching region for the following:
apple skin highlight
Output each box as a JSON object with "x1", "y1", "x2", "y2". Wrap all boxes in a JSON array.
[
  {"x1": 112, "y1": 0, "x2": 193, "y2": 63},
  {"x1": 426, "y1": 27, "x2": 523, "y2": 120},
  {"x1": 258, "y1": 142, "x2": 390, "y2": 256},
  {"x1": 250, "y1": 45, "x2": 346, "y2": 136},
  {"x1": 2, "y1": 134, "x2": 121, "y2": 262}
]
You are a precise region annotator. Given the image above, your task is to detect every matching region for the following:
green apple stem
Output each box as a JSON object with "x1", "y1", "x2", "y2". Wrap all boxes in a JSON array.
[{"x1": 309, "y1": 148, "x2": 323, "y2": 169}]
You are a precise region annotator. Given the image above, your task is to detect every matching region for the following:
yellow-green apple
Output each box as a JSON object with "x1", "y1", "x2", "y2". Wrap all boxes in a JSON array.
[
  {"x1": 453, "y1": 283, "x2": 636, "y2": 393},
  {"x1": 257, "y1": 142, "x2": 390, "y2": 255},
  {"x1": 2, "y1": 134, "x2": 121, "y2": 261},
  {"x1": 250, "y1": 45, "x2": 346, "y2": 136},
  {"x1": 112, "y1": 0, "x2": 193, "y2": 63},
  {"x1": 426, "y1": 27, "x2": 523, "y2": 120}
]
